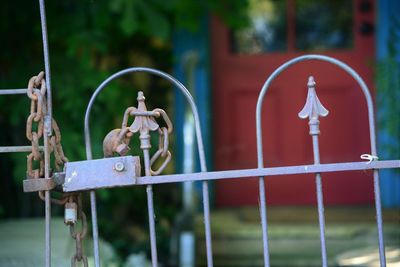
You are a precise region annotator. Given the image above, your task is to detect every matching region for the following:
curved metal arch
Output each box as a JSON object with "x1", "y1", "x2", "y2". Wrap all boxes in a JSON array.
[
  {"x1": 83, "y1": 67, "x2": 212, "y2": 267},
  {"x1": 255, "y1": 54, "x2": 385, "y2": 267},
  {"x1": 256, "y1": 54, "x2": 378, "y2": 167},
  {"x1": 84, "y1": 67, "x2": 207, "y2": 171}
]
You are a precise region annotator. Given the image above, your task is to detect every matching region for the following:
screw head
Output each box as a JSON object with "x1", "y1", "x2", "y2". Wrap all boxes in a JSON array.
[{"x1": 114, "y1": 162, "x2": 125, "y2": 172}]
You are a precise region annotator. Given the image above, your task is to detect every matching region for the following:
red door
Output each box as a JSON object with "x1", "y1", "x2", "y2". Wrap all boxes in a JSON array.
[{"x1": 211, "y1": 0, "x2": 375, "y2": 206}]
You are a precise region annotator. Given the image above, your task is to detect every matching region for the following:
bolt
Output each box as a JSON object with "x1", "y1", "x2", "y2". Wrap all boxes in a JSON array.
[{"x1": 114, "y1": 162, "x2": 125, "y2": 172}]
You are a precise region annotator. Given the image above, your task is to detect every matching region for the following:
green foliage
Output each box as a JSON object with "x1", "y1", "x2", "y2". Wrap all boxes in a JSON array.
[{"x1": 0, "y1": 0, "x2": 249, "y2": 263}]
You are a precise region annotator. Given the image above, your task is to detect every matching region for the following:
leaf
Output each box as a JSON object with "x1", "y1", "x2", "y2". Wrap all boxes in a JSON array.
[
  {"x1": 120, "y1": 1, "x2": 139, "y2": 35},
  {"x1": 138, "y1": 1, "x2": 171, "y2": 40}
]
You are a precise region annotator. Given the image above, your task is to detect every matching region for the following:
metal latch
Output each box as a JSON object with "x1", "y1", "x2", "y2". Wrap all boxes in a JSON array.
[{"x1": 62, "y1": 155, "x2": 141, "y2": 192}]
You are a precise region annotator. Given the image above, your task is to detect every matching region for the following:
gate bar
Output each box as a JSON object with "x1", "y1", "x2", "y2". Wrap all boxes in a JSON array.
[
  {"x1": 312, "y1": 135, "x2": 328, "y2": 267},
  {"x1": 0, "y1": 146, "x2": 44, "y2": 153},
  {"x1": 298, "y1": 76, "x2": 330, "y2": 267},
  {"x1": 256, "y1": 54, "x2": 387, "y2": 267},
  {"x1": 62, "y1": 160, "x2": 400, "y2": 192},
  {"x1": 0, "y1": 89, "x2": 28, "y2": 95},
  {"x1": 38, "y1": 0, "x2": 53, "y2": 266}
]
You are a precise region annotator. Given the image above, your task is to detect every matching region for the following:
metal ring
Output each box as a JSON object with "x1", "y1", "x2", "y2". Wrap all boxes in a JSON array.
[
  {"x1": 160, "y1": 127, "x2": 169, "y2": 157},
  {"x1": 70, "y1": 211, "x2": 88, "y2": 239},
  {"x1": 39, "y1": 191, "x2": 69, "y2": 205},
  {"x1": 27, "y1": 76, "x2": 38, "y2": 100},
  {"x1": 31, "y1": 132, "x2": 42, "y2": 160},
  {"x1": 153, "y1": 108, "x2": 173, "y2": 134},
  {"x1": 122, "y1": 107, "x2": 136, "y2": 128},
  {"x1": 150, "y1": 150, "x2": 172, "y2": 176},
  {"x1": 71, "y1": 255, "x2": 88, "y2": 267}
]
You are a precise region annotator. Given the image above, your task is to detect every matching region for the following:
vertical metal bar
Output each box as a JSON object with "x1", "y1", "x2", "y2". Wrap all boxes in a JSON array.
[
  {"x1": 84, "y1": 124, "x2": 101, "y2": 267},
  {"x1": 147, "y1": 184, "x2": 158, "y2": 267},
  {"x1": 298, "y1": 76, "x2": 329, "y2": 267},
  {"x1": 373, "y1": 170, "x2": 386, "y2": 267},
  {"x1": 38, "y1": 0, "x2": 52, "y2": 120},
  {"x1": 43, "y1": 134, "x2": 51, "y2": 267},
  {"x1": 258, "y1": 177, "x2": 270, "y2": 267},
  {"x1": 44, "y1": 190, "x2": 51, "y2": 267},
  {"x1": 312, "y1": 136, "x2": 328, "y2": 267},
  {"x1": 85, "y1": 148, "x2": 101, "y2": 267},
  {"x1": 143, "y1": 149, "x2": 158, "y2": 267},
  {"x1": 90, "y1": 191, "x2": 101, "y2": 267},
  {"x1": 256, "y1": 100, "x2": 271, "y2": 267},
  {"x1": 202, "y1": 181, "x2": 213, "y2": 267},
  {"x1": 38, "y1": 0, "x2": 52, "y2": 266},
  {"x1": 181, "y1": 53, "x2": 214, "y2": 267},
  {"x1": 147, "y1": 184, "x2": 158, "y2": 265}
]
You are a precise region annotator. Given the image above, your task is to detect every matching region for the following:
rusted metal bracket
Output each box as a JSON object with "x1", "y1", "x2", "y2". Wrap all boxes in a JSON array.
[
  {"x1": 23, "y1": 178, "x2": 56, "y2": 192},
  {"x1": 23, "y1": 172, "x2": 65, "y2": 192},
  {"x1": 62, "y1": 156, "x2": 141, "y2": 192},
  {"x1": 24, "y1": 156, "x2": 141, "y2": 192}
]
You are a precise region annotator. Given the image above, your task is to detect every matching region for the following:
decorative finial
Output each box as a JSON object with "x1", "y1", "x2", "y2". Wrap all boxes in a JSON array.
[
  {"x1": 298, "y1": 76, "x2": 329, "y2": 135},
  {"x1": 307, "y1": 76, "x2": 316, "y2": 88},
  {"x1": 129, "y1": 91, "x2": 158, "y2": 136},
  {"x1": 137, "y1": 91, "x2": 145, "y2": 101}
]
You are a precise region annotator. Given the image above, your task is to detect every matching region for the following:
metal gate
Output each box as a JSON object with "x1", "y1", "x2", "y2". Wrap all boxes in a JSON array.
[{"x1": 1, "y1": 1, "x2": 399, "y2": 267}]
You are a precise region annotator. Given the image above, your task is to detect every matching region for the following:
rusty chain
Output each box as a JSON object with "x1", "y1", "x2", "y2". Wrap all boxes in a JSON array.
[
  {"x1": 26, "y1": 72, "x2": 46, "y2": 179},
  {"x1": 68, "y1": 194, "x2": 88, "y2": 267},
  {"x1": 148, "y1": 108, "x2": 173, "y2": 175},
  {"x1": 26, "y1": 71, "x2": 70, "y2": 205},
  {"x1": 26, "y1": 72, "x2": 88, "y2": 266}
]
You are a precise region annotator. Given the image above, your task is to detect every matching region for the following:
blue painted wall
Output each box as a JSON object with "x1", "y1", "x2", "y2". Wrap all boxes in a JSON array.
[
  {"x1": 173, "y1": 16, "x2": 213, "y2": 202},
  {"x1": 376, "y1": 0, "x2": 400, "y2": 207}
]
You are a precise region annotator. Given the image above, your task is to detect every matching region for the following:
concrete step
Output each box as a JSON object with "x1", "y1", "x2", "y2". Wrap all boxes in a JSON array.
[{"x1": 194, "y1": 207, "x2": 400, "y2": 267}]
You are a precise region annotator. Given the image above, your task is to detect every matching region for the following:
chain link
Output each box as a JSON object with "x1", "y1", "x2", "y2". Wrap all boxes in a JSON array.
[{"x1": 150, "y1": 126, "x2": 171, "y2": 175}]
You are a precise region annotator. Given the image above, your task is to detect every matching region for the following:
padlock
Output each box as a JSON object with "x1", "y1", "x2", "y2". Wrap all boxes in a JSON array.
[{"x1": 64, "y1": 201, "x2": 77, "y2": 225}]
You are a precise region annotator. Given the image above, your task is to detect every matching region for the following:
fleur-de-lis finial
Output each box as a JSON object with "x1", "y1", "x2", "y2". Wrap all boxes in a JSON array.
[
  {"x1": 127, "y1": 91, "x2": 173, "y2": 175},
  {"x1": 298, "y1": 76, "x2": 329, "y2": 135},
  {"x1": 129, "y1": 91, "x2": 159, "y2": 136}
]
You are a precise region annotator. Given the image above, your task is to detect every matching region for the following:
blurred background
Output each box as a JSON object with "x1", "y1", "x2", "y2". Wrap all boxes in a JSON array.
[{"x1": 0, "y1": 0, "x2": 399, "y2": 266}]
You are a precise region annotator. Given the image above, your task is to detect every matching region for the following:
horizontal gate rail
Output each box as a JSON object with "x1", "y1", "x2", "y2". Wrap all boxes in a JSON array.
[
  {"x1": 0, "y1": 89, "x2": 29, "y2": 95},
  {"x1": 0, "y1": 146, "x2": 44, "y2": 153},
  {"x1": 61, "y1": 159, "x2": 400, "y2": 191}
]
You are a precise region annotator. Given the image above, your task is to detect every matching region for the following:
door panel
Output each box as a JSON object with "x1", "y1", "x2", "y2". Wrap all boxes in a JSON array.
[{"x1": 211, "y1": 0, "x2": 375, "y2": 206}]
